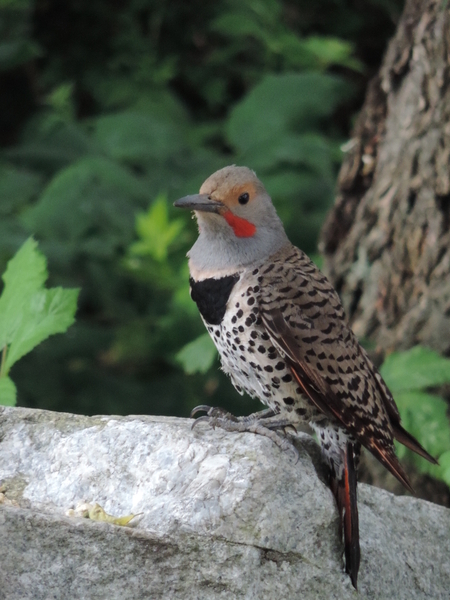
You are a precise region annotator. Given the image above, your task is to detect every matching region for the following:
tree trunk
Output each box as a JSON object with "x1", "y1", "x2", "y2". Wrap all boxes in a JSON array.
[{"x1": 320, "y1": 0, "x2": 450, "y2": 357}]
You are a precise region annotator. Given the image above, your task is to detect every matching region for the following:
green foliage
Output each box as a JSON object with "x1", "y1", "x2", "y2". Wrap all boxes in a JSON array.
[
  {"x1": 380, "y1": 347, "x2": 450, "y2": 486},
  {"x1": 209, "y1": 0, "x2": 363, "y2": 81},
  {"x1": 380, "y1": 346, "x2": 450, "y2": 392},
  {"x1": 125, "y1": 195, "x2": 192, "y2": 298},
  {"x1": 0, "y1": 1, "x2": 40, "y2": 72},
  {"x1": 0, "y1": 164, "x2": 42, "y2": 213},
  {"x1": 130, "y1": 196, "x2": 186, "y2": 263},
  {"x1": 0, "y1": 376, "x2": 16, "y2": 407},
  {"x1": 176, "y1": 333, "x2": 217, "y2": 375},
  {"x1": 0, "y1": 238, "x2": 79, "y2": 406},
  {"x1": 228, "y1": 72, "x2": 348, "y2": 148},
  {"x1": 226, "y1": 72, "x2": 348, "y2": 247}
]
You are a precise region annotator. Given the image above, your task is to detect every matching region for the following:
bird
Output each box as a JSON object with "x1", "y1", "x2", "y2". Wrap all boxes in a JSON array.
[{"x1": 174, "y1": 165, "x2": 437, "y2": 588}]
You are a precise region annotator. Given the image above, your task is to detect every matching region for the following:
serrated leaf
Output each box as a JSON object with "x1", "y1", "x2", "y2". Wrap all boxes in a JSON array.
[
  {"x1": 130, "y1": 195, "x2": 185, "y2": 262},
  {"x1": 5, "y1": 287, "x2": 79, "y2": 370},
  {"x1": 0, "y1": 238, "x2": 48, "y2": 350},
  {"x1": 0, "y1": 238, "x2": 79, "y2": 373},
  {"x1": 380, "y1": 346, "x2": 450, "y2": 392},
  {"x1": 175, "y1": 333, "x2": 217, "y2": 374},
  {"x1": 0, "y1": 376, "x2": 17, "y2": 406}
]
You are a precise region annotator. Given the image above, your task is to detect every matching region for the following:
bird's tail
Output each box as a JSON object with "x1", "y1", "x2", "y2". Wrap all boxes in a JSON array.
[
  {"x1": 392, "y1": 421, "x2": 438, "y2": 465},
  {"x1": 329, "y1": 441, "x2": 360, "y2": 590}
]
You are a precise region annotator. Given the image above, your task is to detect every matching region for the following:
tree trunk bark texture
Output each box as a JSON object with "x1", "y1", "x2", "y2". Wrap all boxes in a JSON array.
[{"x1": 321, "y1": 0, "x2": 450, "y2": 356}]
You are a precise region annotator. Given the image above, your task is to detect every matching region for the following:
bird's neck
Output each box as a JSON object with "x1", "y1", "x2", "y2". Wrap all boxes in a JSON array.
[{"x1": 188, "y1": 227, "x2": 290, "y2": 281}]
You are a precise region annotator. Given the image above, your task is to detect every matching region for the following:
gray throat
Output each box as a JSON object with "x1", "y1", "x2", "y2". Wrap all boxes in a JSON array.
[{"x1": 188, "y1": 224, "x2": 290, "y2": 276}]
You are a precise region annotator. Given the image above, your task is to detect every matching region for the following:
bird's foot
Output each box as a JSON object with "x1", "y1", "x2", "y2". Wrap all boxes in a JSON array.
[{"x1": 190, "y1": 405, "x2": 299, "y2": 461}]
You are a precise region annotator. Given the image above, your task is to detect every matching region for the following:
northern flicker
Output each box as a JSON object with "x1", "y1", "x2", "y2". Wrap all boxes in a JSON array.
[{"x1": 174, "y1": 165, "x2": 437, "y2": 588}]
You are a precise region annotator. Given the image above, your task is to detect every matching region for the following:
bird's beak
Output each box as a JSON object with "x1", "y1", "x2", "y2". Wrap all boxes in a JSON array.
[{"x1": 173, "y1": 194, "x2": 223, "y2": 214}]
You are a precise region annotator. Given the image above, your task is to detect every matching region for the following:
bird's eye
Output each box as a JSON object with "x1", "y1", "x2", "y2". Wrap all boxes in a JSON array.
[{"x1": 238, "y1": 192, "x2": 249, "y2": 205}]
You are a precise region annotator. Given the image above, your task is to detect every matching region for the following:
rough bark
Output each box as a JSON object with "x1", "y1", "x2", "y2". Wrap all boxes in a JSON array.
[{"x1": 321, "y1": 0, "x2": 450, "y2": 356}]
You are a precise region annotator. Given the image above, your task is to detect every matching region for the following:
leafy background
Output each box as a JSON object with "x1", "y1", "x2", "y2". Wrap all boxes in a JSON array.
[{"x1": 4, "y1": 0, "x2": 450, "y2": 501}]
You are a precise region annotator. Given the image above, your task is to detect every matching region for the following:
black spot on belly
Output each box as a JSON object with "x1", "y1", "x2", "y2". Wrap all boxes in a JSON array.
[{"x1": 190, "y1": 274, "x2": 240, "y2": 325}]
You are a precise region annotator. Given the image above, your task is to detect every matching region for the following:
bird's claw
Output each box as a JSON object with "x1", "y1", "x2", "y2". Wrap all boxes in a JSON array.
[
  {"x1": 190, "y1": 404, "x2": 299, "y2": 463},
  {"x1": 190, "y1": 405, "x2": 238, "y2": 429},
  {"x1": 191, "y1": 415, "x2": 216, "y2": 430},
  {"x1": 190, "y1": 404, "x2": 213, "y2": 418},
  {"x1": 280, "y1": 424, "x2": 298, "y2": 436}
]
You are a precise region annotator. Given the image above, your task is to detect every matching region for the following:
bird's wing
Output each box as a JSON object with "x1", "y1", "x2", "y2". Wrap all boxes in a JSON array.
[{"x1": 258, "y1": 247, "x2": 414, "y2": 490}]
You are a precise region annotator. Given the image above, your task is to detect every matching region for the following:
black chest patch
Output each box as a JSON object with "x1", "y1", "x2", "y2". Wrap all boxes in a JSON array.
[{"x1": 190, "y1": 274, "x2": 240, "y2": 325}]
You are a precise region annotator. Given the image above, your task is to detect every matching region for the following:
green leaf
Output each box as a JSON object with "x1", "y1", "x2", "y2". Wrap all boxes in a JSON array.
[
  {"x1": 242, "y1": 132, "x2": 335, "y2": 182},
  {"x1": 0, "y1": 376, "x2": 17, "y2": 406},
  {"x1": 21, "y1": 156, "x2": 149, "y2": 242},
  {"x1": 394, "y1": 391, "x2": 450, "y2": 460},
  {"x1": 130, "y1": 195, "x2": 185, "y2": 262},
  {"x1": 227, "y1": 72, "x2": 349, "y2": 153},
  {"x1": 0, "y1": 164, "x2": 43, "y2": 214},
  {"x1": 382, "y1": 347, "x2": 450, "y2": 486},
  {"x1": 0, "y1": 237, "x2": 48, "y2": 351},
  {"x1": 46, "y1": 82, "x2": 75, "y2": 121},
  {"x1": 0, "y1": 238, "x2": 79, "y2": 373},
  {"x1": 94, "y1": 111, "x2": 183, "y2": 164},
  {"x1": 212, "y1": 12, "x2": 279, "y2": 46},
  {"x1": 301, "y1": 37, "x2": 363, "y2": 72},
  {"x1": 5, "y1": 287, "x2": 79, "y2": 370},
  {"x1": 0, "y1": 39, "x2": 40, "y2": 71},
  {"x1": 380, "y1": 346, "x2": 450, "y2": 392},
  {"x1": 175, "y1": 333, "x2": 217, "y2": 375},
  {"x1": 438, "y1": 451, "x2": 450, "y2": 487},
  {"x1": 6, "y1": 116, "x2": 94, "y2": 170}
]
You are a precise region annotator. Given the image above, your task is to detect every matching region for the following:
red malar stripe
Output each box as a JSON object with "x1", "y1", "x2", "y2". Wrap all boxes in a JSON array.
[{"x1": 223, "y1": 210, "x2": 256, "y2": 238}]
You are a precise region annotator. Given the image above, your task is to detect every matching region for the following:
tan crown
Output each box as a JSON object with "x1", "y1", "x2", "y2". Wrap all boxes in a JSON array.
[{"x1": 199, "y1": 165, "x2": 265, "y2": 209}]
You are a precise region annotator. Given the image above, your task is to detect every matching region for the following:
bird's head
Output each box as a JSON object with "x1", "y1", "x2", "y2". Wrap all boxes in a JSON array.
[{"x1": 174, "y1": 166, "x2": 289, "y2": 276}]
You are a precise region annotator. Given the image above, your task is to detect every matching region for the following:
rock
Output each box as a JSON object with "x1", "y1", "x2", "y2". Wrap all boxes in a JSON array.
[{"x1": 0, "y1": 406, "x2": 449, "y2": 599}]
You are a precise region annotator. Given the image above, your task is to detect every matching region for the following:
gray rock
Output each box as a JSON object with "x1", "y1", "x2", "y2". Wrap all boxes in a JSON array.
[{"x1": 0, "y1": 406, "x2": 449, "y2": 599}]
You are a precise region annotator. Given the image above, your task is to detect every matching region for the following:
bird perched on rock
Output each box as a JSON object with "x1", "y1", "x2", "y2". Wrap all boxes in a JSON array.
[{"x1": 174, "y1": 165, "x2": 437, "y2": 588}]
